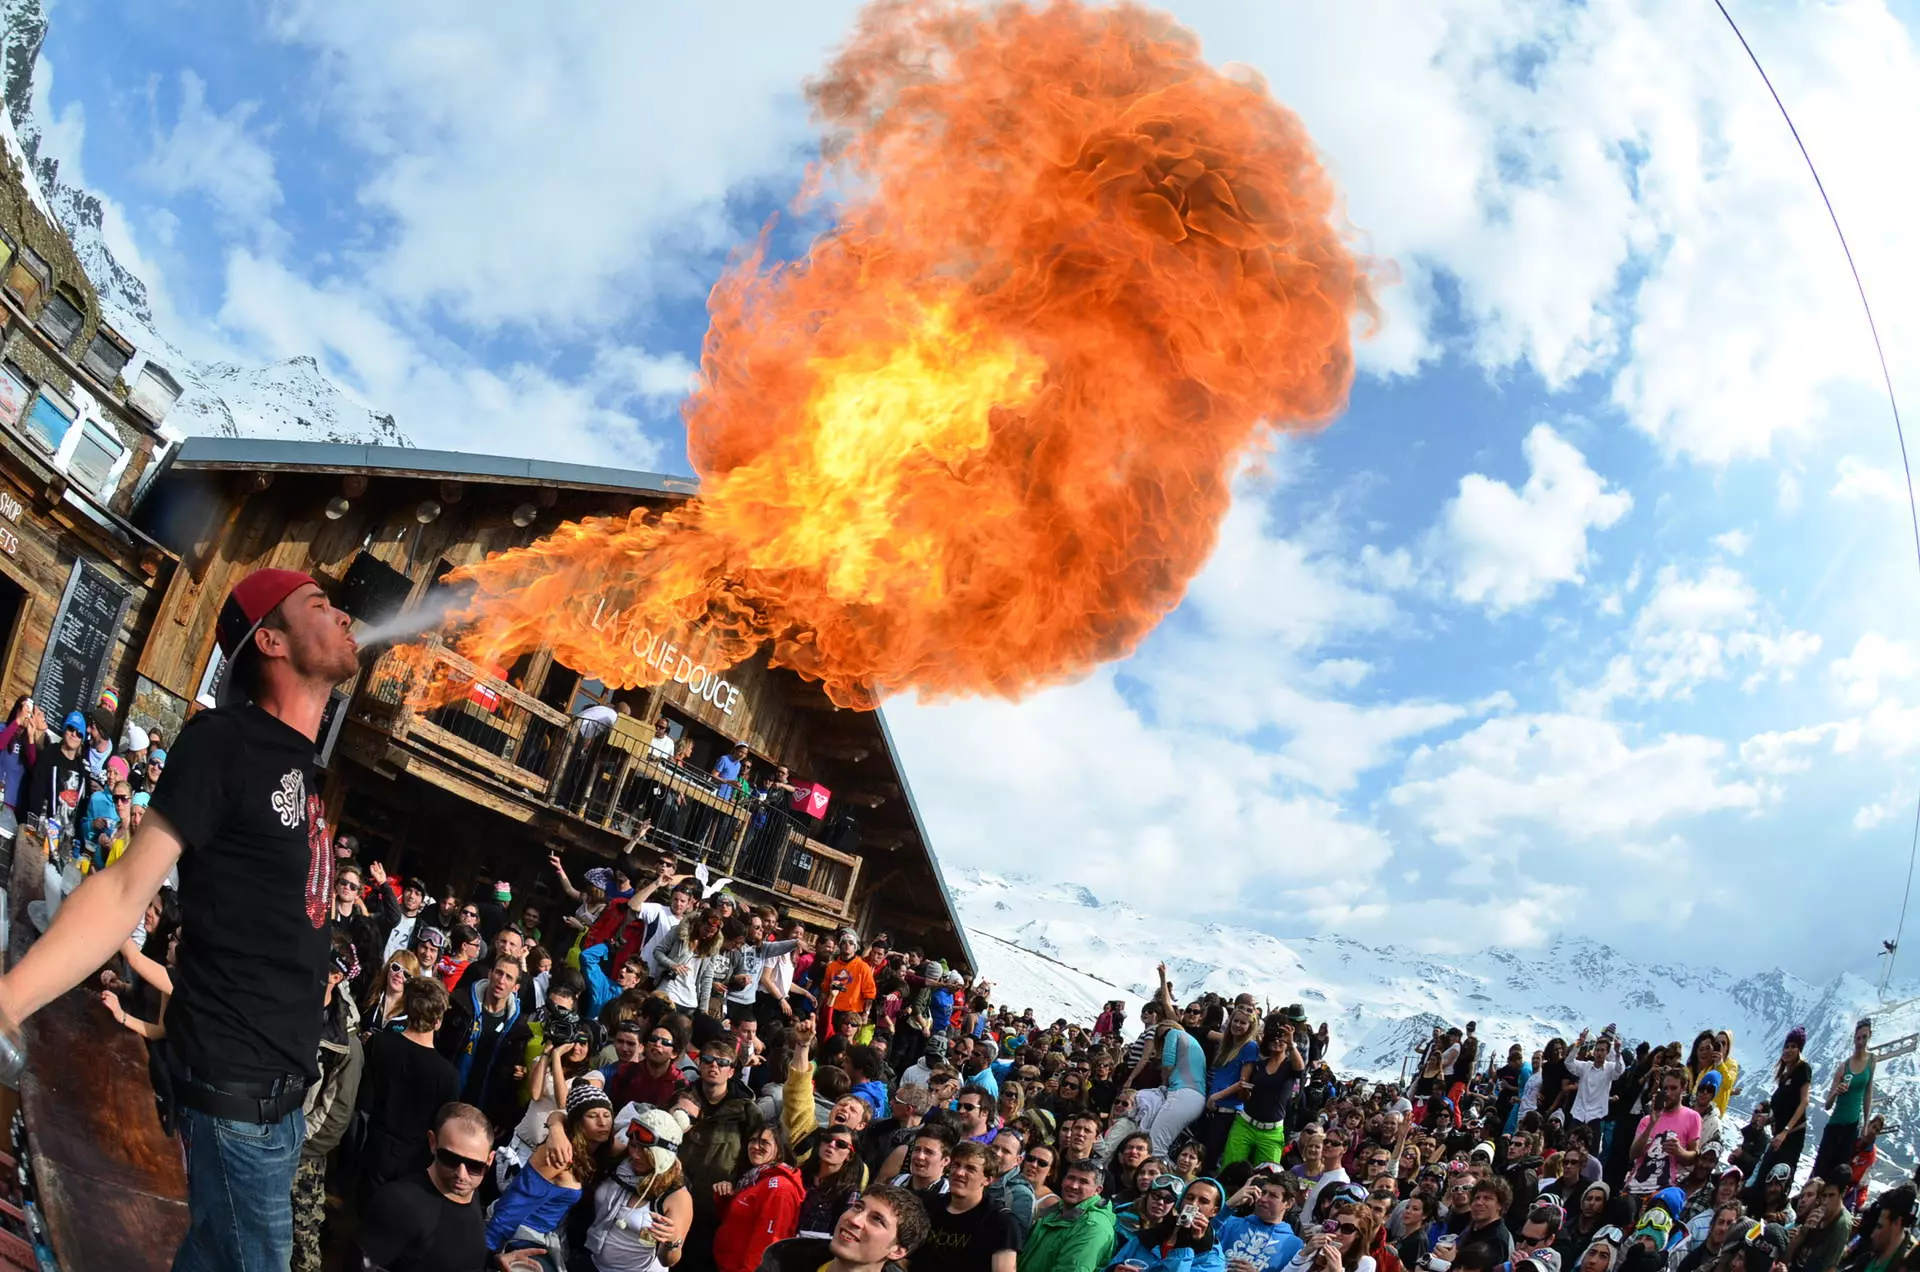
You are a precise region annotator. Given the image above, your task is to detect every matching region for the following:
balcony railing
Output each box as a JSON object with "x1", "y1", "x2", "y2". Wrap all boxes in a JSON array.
[{"x1": 353, "y1": 641, "x2": 863, "y2": 917}]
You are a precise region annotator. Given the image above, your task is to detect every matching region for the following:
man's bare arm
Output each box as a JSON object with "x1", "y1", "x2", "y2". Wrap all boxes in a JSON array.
[{"x1": 0, "y1": 812, "x2": 184, "y2": 1022}]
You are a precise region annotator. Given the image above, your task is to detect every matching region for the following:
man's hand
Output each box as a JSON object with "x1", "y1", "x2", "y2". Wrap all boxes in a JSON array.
[
  {"x1": 713, "y1": 1181, "x2": 735, "y2": 1199},
  {"x1": 368, "y1": 861, "x2": 388, "y2": 888},
  {"x1": 512, "y1": 1064, "x2": 527, "y2": 1080},
  {"x1": 792, "y1": 1016, "x2": 817, "y2": 1049}
]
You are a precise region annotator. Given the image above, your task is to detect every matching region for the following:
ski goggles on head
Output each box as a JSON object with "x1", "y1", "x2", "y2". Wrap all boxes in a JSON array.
[
  {"x1": 1332, "y1": 1183, "x2": 1371, "y2": 1206},
  {"x1": 626, "y1": 1121, "x2": 679, "y2": 1155},
  {"x1": 1592, "y1": 1227, "x2": 1626, "y2": 1247},
  {"x1": 1147, "y1": 1175, "x2": 1186, "y2": 1198}
]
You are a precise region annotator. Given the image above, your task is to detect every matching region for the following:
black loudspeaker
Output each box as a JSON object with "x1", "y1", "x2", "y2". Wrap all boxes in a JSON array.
[
  {"x1": 340, "y1": 552, "x2": 414, "y2": 627},
  {"x1": 826, "y1": 814, "x2": 860, "y2": 853}
]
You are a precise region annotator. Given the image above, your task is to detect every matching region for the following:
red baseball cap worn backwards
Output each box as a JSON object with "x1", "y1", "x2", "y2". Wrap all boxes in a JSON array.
[{"x1": 214, "y1": 568, "x2": 320, "y2": 705}]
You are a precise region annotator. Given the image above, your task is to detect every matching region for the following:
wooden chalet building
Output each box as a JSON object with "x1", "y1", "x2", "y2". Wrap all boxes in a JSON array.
[
  {"x1": 132, "y1": 436, "x2": 974, "y2": 965},
  {"x1": 0, "y1": 143, "x2": 184, "y2": 744}
]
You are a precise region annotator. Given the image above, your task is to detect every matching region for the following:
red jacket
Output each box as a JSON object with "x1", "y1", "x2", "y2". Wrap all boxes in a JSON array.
[{"x1": 714, "y1": 1163, "x2": 804, "y2": 1272}]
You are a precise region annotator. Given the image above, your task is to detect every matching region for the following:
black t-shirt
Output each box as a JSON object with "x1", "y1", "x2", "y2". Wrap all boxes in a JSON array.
[
  {"x1": 357, "y1": 1173, "x2": 488, "y2": 1272},
  {"x1": 1771, "y1": 1060, "x2": 1812, "y2": 1128},
  {"x1": 21, "y1": 746, "x2": 86, "y2": 834},
  {"x1": 915, "y1": 1195, "x2": 1021, "y2": 1272},
  {"x1": 1244, "y1": 1057, "x2": 1302, "y2": 1123},
  {"x1": 359, "y1": 1031, "x2": 460, "y2": 1150},
  {"x1": 151, "y1": 704, "x2": 333, "y2": 1083}
]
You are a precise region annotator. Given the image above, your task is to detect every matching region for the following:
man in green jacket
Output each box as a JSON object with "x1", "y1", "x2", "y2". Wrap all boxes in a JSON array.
[{"x1": 1021, "y1": 1159, "x2": 1116, "y2": 1272}]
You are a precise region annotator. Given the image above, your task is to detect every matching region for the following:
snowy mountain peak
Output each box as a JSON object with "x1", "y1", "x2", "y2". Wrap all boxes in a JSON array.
[{"x1": 0, "y1": 0, "x2": 411, "y2": 449}]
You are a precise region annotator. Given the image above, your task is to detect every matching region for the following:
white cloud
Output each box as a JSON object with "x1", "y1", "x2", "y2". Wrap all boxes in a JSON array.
[
  {"x1": 266, "y1": 1, "x2": 860, "y2": 332},
  {"x1": 1431, "y1": 423, "x2": 1631, "y2": 613},
  {"x1": 1391, "y1": 712, "x2": 1762, "y2": 847},
  {"x1": 1855, "y1": 796, "x2": 1902, "y2": 831},
  {"x1": 885, "y1": 670, "x2": 1393, "y2": 914},
  {"x1": 1832, "y1": 455, "x2": 1911, "y2": 504},
  {"x1": 1739, "y1": 724, "x2": 1841, "y2": 777},
  {"x1": 1591, "y1": 564, "x2": 1823, "y2": 701},
  {"x1": 218, "y1": 250, "x2": 675, "y2": 465},
  {"x1": 1832, "y1": 632, "x2": 1920, "y2": 707},
  {"x1": 140, "y1": 72, "x2": 281, "y2": 226},
  {"x1": 1712, "y1": 529, "x2": 1751, "y2": 556}
]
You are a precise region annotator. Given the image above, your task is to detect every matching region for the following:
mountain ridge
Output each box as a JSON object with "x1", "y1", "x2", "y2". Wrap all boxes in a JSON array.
[
  {"x1": 0, "y1": 0, "x2": 411, "y2": 448},
  {"x1": 951, "y1": 866, "x2": 1918, "y2": 1183}
]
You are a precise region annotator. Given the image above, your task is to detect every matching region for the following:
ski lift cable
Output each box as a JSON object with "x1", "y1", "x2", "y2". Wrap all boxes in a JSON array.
[{"x1": 1710, "y1": 0, "x2": 1920, "y2": 980}]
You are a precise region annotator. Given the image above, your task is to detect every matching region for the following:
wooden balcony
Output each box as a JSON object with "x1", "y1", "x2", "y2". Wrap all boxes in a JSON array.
[{"x1": 351, "y1": 641, "x2": 863, "y2": 922}]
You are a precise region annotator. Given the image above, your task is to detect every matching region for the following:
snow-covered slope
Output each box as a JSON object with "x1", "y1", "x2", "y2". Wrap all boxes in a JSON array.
[
  {"x1": 952, "y1": 867, "x2": 1920, "y2": 1180},
  {"x1": 0, "y1": 0, "x2": 410, "y2": 447}
]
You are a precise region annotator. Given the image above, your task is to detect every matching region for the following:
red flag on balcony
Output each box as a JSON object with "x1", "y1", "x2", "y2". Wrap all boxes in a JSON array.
[{"x1": 791, "y1": 783, "x2": 830, "y2": 819}]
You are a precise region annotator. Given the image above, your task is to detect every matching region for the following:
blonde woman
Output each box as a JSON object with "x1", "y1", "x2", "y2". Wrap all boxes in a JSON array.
[{"x1": 362, "y1": 950, "x2": 422, "y2": 1035}]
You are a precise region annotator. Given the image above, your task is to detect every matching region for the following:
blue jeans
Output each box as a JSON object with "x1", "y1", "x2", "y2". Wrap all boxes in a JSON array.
[{"x1": 171, "y1": 1105, "x2": 306, "y2": 1272}]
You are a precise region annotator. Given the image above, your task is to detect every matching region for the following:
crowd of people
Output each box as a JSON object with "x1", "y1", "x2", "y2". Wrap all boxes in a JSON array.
[
  {"x1": 10, "y1": 570, "x2": 1920, "y2": 1272},
  {"x1": 94, "y1": 834, "x2": 1920, "y2": 1272}
]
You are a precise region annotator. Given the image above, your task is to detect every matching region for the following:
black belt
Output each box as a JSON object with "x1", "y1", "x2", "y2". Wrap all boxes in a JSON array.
[{"x1": 168, "y1": 1066, "x2": 308, "y2": 1126}]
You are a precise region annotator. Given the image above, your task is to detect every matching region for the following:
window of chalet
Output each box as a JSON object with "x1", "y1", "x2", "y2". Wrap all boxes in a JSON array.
[
  {"x1": 0, "y1": 233, "x2": 15, "y2": 278},
  {"x1": 36, "y1": 286, "x2": 84, "y2": 351},
  {"x1": 81, "y1": 326, "x2": 132, "y2": 384},
  {"x1": 4, "y1": 247, "x2": 49, "y2": 312}
]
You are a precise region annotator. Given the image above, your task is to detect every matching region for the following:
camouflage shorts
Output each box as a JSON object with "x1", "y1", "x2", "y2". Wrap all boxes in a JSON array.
[{"x1": 291, "y1": 1157, "x2": 328, "y2": 1272}]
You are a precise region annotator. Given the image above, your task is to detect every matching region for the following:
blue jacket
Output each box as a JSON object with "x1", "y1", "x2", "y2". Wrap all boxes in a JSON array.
[
  {"x1": 579, "y1": 942, "x2": 617, "y2": 1021},
  {"x1": 486, "y1": 1164, "x2": 580, "y2": 1250},
  {"x1": 1106, "y1": 1232, "x2": 1227, "y2": 1272},
  {"x1": 1215, "y1": 1216, "x2": 1302, "y2": 1272}
]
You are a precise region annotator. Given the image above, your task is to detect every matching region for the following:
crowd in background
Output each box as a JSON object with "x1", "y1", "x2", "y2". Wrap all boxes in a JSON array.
[{"x1": 92, "y1": 834, "x2": 1920, "y2": 1272}]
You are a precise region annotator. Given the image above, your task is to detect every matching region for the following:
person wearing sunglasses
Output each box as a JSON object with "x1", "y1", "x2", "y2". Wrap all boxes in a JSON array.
[
  {"x1": 1283, "y1": 1200, "x2": 1377, "y2": 1272},
  {"x1": 666, "y1": 1037, "x2": 767, "y2": 1269},
  {"x1": 1110, "y1": 1176, "x2": 1225, "y2": 1272},
  {"x1": 797, "y1": 1127, "x2": 868, "y2": 1240},
  {"x1": 362, "y1": 950, "x2": 423, "y2": 1035},
  {"x1": 355, "y1": 1102, "x2": 495, "y2": 1272},
  {"x1": 1115, "y1": 1174, "x2": 1184, "y2": 1240}
]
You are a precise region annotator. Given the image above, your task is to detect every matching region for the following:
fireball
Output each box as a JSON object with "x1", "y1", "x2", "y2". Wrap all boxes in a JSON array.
[{"x1": 447, "y1": 0, "x2": 1373, "y2": 709}]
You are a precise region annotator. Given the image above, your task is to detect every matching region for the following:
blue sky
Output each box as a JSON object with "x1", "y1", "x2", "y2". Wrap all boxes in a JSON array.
[{"x1": 20, "y1": 0, "x2": 1920, "y2": 981}]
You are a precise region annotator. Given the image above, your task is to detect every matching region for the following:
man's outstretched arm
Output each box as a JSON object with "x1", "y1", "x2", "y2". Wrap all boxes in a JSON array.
[{"x1": 0, "y1": 812, "x2": 184, "y2": 1023}]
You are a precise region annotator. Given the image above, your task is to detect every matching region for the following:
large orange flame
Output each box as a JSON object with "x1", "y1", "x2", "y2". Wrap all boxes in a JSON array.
[{"x1": 448, "y1": 0, "x2": 1372, "y2": 709}]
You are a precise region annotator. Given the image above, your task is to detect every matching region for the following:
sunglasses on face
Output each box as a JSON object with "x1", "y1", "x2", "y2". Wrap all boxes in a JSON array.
[
  {"x1": 699, "y1": 1054, "x2": 735, "y2": 1067},
  {"x1": 1335, "y1": 1222, "x2": 1361, "y2": 1235},
  {"x1": 823, "y1": 1138, "x2": 854, "y2": 1152},
  {"x1": 648, "y1": 1035, "x2": 675, "y2": 1047},
  {"x1": 387, "y1": 963, "x2": 406, "y2": 974},
  {"x1": 435, "y1": 1146, "x2": 489, "y2": 1177},
  {"x1": 957, "y1": 1101, "x2": 982, "y2": 1112}
]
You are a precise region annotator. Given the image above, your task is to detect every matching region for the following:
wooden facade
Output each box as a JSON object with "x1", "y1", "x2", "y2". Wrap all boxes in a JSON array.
[
  {"x1": 0, "y1": 137, "x2": 182, "y2": 739},
  {"x1": 132, "y1": 438, "x2": 974, "y2": 966}
]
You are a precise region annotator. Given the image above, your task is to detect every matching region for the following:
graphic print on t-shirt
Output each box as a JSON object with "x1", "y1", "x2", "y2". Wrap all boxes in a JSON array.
[
  {"x1": 301, "y1": 785, "x2": 331, "y2": 930},
  {"x1": 56, "y1": 767, "x2": 82, "y2": 814}
]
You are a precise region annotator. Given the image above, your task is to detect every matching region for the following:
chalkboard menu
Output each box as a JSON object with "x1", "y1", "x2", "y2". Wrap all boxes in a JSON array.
[{"x1": 33, "y1": 559, "x2": 133, "y2": 722}]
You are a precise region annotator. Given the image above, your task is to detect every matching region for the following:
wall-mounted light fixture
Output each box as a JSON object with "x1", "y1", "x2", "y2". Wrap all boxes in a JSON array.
[
  {"x1": 511, "y1": 503, "x2": 538, "y2": 528},
  {"x1": 414, "y1": 500, "x2": 441, "y2": 524},
  {"x1": 324, "y1": 495, "x2": 351, "y2": 520}
]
